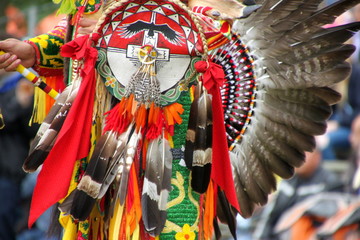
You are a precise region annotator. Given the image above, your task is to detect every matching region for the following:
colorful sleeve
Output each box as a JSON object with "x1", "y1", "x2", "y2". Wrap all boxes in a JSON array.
[{"x1": 27, "y1": 18, "x2": 67, "y2": 76}]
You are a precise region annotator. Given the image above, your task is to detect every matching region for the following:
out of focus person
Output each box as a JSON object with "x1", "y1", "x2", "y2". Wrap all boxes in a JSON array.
[
  {"x1": 344, "y1": 114, "x2": 360, "y2": 194},
  {"x1": 253, "y1": 149, "x2": 344, "y2": 240},
  {"x1": 0, "y1": 32, "x2": 38, "y2": 240},
  {"x1": 350, "y1": 4, "x2": 360, "y2": 63},
  {"x1": 318, "y1": 4, "x2": 360, "y2": 160},
  {"x1": 319, "y1": 63, "x2": 360, "y2": 160},
  {"x1": 0, "y1": 9, "x2": 95, "y2": 239}
]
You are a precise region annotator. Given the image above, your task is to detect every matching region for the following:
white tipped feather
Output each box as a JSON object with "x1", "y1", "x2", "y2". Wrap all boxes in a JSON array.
[{"x1": 142, "y1": 134, "x2": 173, "y2": 236}]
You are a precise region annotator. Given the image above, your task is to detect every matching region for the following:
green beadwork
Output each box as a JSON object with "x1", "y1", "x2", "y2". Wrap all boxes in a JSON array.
[
  {"x1": 76, "y1": 0, "x2": 102, "y2": 13},
  {"x1": 160, "y1": 91, "x2": 200, "y2": 239},
  {"x1": 29, "y1": 34, "x2": 64, "y2": 69}
]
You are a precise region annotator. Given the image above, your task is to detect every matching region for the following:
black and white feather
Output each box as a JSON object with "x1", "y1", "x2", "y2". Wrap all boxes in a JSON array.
[
  {"x1": 68, "y1": 130, "x2": 118, "y2": 221},
  {"x1": 23, "y1": 85, "x2": 76, "y2": 172},
  {"x1": 142, "y1": 135, "x2": 173, "y2": 237},
  {"x1": 191, "y1": 85, "x2": 213, "y2": 193}
]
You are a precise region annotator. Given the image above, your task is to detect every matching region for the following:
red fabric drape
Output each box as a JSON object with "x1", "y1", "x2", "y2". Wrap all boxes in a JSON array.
[
  {"x1": 29, "y1": 34, "x2": 99, "y2": 227},
  {"x1": 195, "y1": 60, "x2": 240, "y2": 212}
]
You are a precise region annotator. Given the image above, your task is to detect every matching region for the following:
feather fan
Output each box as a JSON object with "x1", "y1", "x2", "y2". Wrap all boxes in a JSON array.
[{"x1": 222, "y1": 0, "x2": 360, "y2": 220}]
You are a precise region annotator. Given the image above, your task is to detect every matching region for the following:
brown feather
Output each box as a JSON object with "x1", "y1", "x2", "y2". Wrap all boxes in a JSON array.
[
  {"x1": 216, "y1": 190, "x2": 237, "y2": 239},
  {"x1": 185, "y1": 83, "x2": 202, "y2": 169},
  {"x1": 142, "y1": 136, "x2": 173, "y2": 236},
  {"x1": 191, "y1": 87, "x2": 213, "y2": 193},
  {"x1": 70, "y1": 131, "x2": 118, "y2": 221},
  {"x1": 23, "y1": 86, "x2": 77, "y2": 172}
]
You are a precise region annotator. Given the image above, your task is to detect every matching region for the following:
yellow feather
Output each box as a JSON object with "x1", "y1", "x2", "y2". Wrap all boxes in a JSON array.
[{"x1": 109, "y1": 200, "x2": 125, "y2": 240}]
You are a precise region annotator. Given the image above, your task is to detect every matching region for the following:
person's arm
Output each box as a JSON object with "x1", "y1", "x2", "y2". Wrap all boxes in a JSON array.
[
  {"x1": 0, "y1": 19, "x2": 67, "y2": 76},
  {"x1": 25, "y1": 19, "x2": 68, "y2": 76}
]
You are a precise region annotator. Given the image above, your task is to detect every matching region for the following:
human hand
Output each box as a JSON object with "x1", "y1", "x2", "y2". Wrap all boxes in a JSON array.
[
  {"x1": 188, "y1": 0, "x2": 260, "y2": 20},
  {"x1": 0, "y1": 38, "x2": 36, "y2": 71},
  {"x1": 77, "y1": 17, "x2": 98, "y2": 37}
]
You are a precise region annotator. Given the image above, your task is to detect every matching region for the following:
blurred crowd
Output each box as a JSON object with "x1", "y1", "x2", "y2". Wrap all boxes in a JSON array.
[
  {"x1": 0, "y1": 4, "x2": 63, "y2": 240},
  {"x1": 2, "y1": 1, "x2": 360, "y2": 240}
]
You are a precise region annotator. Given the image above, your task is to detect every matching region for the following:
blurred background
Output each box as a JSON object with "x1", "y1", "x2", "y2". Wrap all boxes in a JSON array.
[{"x1": 0, "y1": 0, "x2": 63, "y2": 39}]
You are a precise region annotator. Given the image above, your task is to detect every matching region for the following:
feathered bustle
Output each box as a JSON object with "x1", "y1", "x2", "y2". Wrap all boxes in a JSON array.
[{"x1": 225, "y1": 0, "x2": 360, "y2": 219}]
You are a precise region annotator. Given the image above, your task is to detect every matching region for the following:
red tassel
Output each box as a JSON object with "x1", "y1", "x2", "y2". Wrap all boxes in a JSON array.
[
  {"x1": 103, "y1": 103, "x2": 128, "y2": 134},
  {"x1": 195, "y1": 60, "x2": 240, "y2": 212}
]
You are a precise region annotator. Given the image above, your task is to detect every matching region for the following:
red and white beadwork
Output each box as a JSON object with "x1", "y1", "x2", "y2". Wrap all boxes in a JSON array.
[{"x1": 210, "y1": 34, "x2": 256, "y2": 149}]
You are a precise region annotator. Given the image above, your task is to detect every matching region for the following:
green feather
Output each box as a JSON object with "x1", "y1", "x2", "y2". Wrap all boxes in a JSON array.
[{"x1": 53, "y1": 0, "x2": 77, "y2": 15}]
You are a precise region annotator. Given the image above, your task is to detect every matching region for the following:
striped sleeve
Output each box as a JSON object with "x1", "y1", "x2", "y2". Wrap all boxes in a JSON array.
[{"x1": 27, "y1": 18, "x2": 67, "y2": 76}]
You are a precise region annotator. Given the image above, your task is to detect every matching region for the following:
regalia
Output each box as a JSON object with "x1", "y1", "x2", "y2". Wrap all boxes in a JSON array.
[{"x1": 22, "y1": 0, "x2": 360, "y2": 239}]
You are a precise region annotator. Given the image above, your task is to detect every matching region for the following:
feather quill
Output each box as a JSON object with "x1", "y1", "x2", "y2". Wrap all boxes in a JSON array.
[
  {"x1": 216, "y1": 190, "x2": 237, "y2": 239},
  {"x1": 245, "y1": 133, "x2": 295, "y2": 180},
  {"x1": 97, "y1": 126, "x2": 133, "y2": 199},
  {"x1": 257, "y1": 99, "x2": 327, "y2": 136},
  {"x1": 229, "y1": 150, "x2": 256, "y2": 218},
  {"x1": 307, "y1": 87, "x2": 342, "y2": 105}
]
